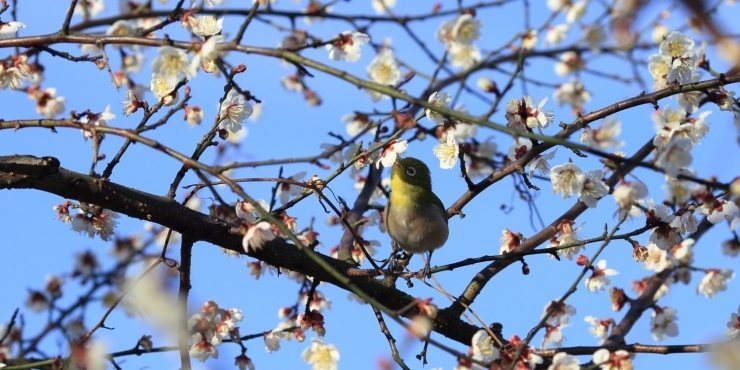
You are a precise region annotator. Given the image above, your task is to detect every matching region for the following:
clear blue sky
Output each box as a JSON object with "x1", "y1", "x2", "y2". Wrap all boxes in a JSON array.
[{"x1": 1, "y1": 1, "x2": 739, "y2": 369}]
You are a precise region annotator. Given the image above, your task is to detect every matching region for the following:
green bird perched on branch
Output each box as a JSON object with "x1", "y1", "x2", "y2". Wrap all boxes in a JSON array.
[{"x1": 384, "y1": 157, "x2": 449, "y2": 278}]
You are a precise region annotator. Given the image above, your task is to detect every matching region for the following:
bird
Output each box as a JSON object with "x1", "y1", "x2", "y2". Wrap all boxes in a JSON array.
[{"x1": 384, "y1": 157, "x2": 449, "y2": 278}]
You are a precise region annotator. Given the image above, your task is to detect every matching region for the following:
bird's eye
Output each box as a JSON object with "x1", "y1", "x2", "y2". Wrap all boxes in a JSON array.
[{"x1": 405, "y1": 167, "x2": 417, "y2": 177}]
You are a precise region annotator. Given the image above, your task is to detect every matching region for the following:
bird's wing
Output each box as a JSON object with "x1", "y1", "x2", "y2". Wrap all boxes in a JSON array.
[
  {"x1": 432, "y1": 193, "x2": 448, "y2": 224},
  {"x1": 383, "y1": 199, "x2": 394, "y2": 237}
]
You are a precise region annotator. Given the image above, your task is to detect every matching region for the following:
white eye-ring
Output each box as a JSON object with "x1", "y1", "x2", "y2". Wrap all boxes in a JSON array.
[{"x1": 405, "y1": 167, "x2": 417, "y2": 176}]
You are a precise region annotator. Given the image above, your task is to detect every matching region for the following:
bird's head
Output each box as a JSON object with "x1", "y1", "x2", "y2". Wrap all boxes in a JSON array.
[{"x1": 390, "y1": 157, "x2": 433, "y2": 191}]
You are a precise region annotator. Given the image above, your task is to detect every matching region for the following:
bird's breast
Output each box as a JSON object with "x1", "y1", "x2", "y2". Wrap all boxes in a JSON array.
[{"x1": 386, "y1": 201, "x2": 449, "y2": 254}]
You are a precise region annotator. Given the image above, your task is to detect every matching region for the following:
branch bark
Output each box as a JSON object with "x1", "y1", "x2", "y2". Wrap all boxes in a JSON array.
[{"x1": 0, "y1": 155, "x2": 481, "y2": 345}]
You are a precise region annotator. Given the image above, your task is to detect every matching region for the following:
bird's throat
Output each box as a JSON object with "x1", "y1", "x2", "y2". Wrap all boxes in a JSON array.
[{"x1": 389, "y1": 182, "x2": 425, "y2": 210}]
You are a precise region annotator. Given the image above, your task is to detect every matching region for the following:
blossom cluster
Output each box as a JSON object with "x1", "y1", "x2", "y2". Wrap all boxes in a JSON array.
[{"x1": 188, "y1": 301, "x2": 247, "y2": 364}]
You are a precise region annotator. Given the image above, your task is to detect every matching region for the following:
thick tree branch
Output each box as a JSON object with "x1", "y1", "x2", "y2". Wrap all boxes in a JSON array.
[{"x1": 0, "y1": 155, "x2": 481, "y2": 346}]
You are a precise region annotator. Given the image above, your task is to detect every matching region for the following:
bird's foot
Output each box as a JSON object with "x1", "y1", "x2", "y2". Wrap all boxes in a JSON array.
[
  {"x1": 421, "y1": 260, "x2": 432, "y2": 279},
  {"x1": 390, "y1": 251, "x2": 411, "y2": 274}
]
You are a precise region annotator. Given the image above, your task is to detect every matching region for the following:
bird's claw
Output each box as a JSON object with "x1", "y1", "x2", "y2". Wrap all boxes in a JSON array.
[{"x1": 421, "y1": 261, "x2": 432, "y2": 279}]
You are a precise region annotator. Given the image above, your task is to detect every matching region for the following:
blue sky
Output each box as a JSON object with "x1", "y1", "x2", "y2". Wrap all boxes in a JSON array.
[{"x1": 1, "y1": 0, "x2": 740, "y2": 369}]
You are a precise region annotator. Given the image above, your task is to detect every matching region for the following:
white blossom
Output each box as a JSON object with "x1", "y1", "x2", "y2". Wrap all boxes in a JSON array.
[
  {"x1": 697, "y1": 269, "x2": 735, "y2": 298},
  {"x1": 554, "y1": 78, "x2": 591, "y2": 108},
  {"x1": 550, "y1": 162, "x2": 585, "y2": 199},
  {"x1": 547, "y1": 352, "x2": 580, "y2": 370},
  {"x1": 578, "y1": 169, "x2": 609, "y2": 208},
  {"x1": 301, "y1": 338, "x2": 339, "y2": 370},
  {"x1": 326, "y1": 31, "x2": 370, "y2": 63},
  {"x1": 376, "y1": 139, "x2": 408, "y2": 169},
  {"x1": 219, "y1": 89, "x2": 253, "y2": 133},
  {"x1": 0, "y1": 21, "x2": 26, "y2": 38},
  {"x1": 425, "y1": 91, "x2": 452, "y2": 125},
  {"x1": 544, "y1": 24, "x2": 570, "y2": 47},
  {"x1": 372, "y1": 0, "x2": 396, "y2": 14},
  {"x1": 650, "y1": 307, "x2": 679, "y2": 341},
  {"x1": 433, "y1": 135, "x2": 459, "y2": 170},
  {"x1": 581, "y1": 118, "x2": 624, "y2": 149},
  {"x1": 242, "y1": 222, "x2": 275, "y2": 252},
  {"x1": 586, "y1": 260, "x2": 618, "y2": 293},
  {"x1": 726, "y1": 305, "x2": 740, "y2": 339}
]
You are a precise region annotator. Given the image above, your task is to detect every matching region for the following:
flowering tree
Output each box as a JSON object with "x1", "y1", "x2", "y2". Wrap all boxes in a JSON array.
[{"x1": 1, "y1": 0, "x2": 740, "y2": 369}]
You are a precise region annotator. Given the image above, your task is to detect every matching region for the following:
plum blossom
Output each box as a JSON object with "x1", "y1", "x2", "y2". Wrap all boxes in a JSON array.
[
  {"x1": 529, "y1": 150, "x2": 557, "y2": 177},
  {"x1": 29, "y1": 87, "x2": 66, "y2": 118},
  {"x1": 81, "y1": 105, "x2": 116, "y2": 140},
  {"x1": 436, "y1": 14, "x2": 482, "y2": 47},
  {"x1": 541, "y1": 324, "x2": 567, "y2": 349},
  {"x1": 655, "y1": 31, "x2": 697, "y2": 85},
  {"x1": 586, "y1": 260, "x2": 618, "y2": 293},
  {"x1": 191, "y1": 35, "x2": 226, "y2": 74},
  {"x1": 655, "y1": 138, "x2": 692, "y2": 178},
  {"x1": 650, "y1": 306, "x2": 679, "y2": 341},
  {"x1": 580, "y1": 118, "x2": 624, "y2": 149},
  {"x1": 150, "y1": 73, "x2": 179, "y2": 106},
  {"x1": 578, "y1": 169, "x2": 609, "y2": 208},
  {"x1": 544, "y1": 24, "x2": 570, "y2": 47},
  {"x1": 550, "y1": 162, "x2": 585, "y2": 199},
  {"x1": 448, "y1": 43, "x2": 481, "y2": 69},
  {"x1": 425, "y1": 91, "x2": 452, "y2": 125},
  {"x1": 372, "y1": 0, "x2": 396, "y2": 14},
  {"x1": 547, "y1": 352, "x2": 580, "y2": 370},
  {"x1": 613, "y1": 181, "x2": 648, "y2": 217},
  {"x1": 276, "y1": 172, "x2": 307, "y2": 204},
  {"x1": 507, "y1": 137, "x2": 532, "y2": 162},
  {"x1": 365, "y1": 48, "x2": 400, "y2": 101},
  {"x1": 505, "y1": 96, "x2": 553, "y2": 132},
  {"x1": 648, "y1": 54, "x2": 671, "y2": 90},
  {"x1": 190, "y1": 333, "x2": 219, "y2": 362},
  {"x1": 554, "y1": 78, "x2": 591, "y2": 109},
  {"x1": 303, "y1": 1, "x2": 333, "y2": 25},
  {"x1": 716, "y1": 89, "x2": 736, "y2": 111},
  {"x1": 433, "y1": 135, "x2": 459, "y2": 170},
  {"x1": 105, "y1": 20, "x2": 136, "y2": 48},
  {"x1": 70, "y1": 206, "x2": 119, "y2": 242},
  {"x1": 697, "y1": 269, "x2": 735, "y2": 298},
  {"x1": 219, "y1": 89, "x2": 253, "y2": 133},
  {"x1": 500, "y1": 229, "x2": 523, "y2": 254},
  {"x1": 593, "y1": 348, "x2": 633, "y2": 370},
  {"x1": 542, "y1": 299, "x2": 577, "y2": 325},
  {"x1": 477, "y1": 77, "x2": 498, "y2": 94},
  {"x1": 151, "y1": 46, "x2": 196, "y2": 78},
  {"x1": 376, "y1": 139, "x2": 408, "y2": 169},
  {"x1": 301, "y1": 338, "x2": 339, "y2": 370},
  {"x1": 584, "y1": 316, "x2": 613, "y2": 344},
  {"x1": 554, "y1": 51, "x2": 582, "y2": 76},
  {"x1": 0, "y1": 20, "x2": 26, "y2": 38},
  {"x1": 547, "y1": 0, "x2": 569, "y2": 11},
  {"x1": 582, "y1": 24, "x2": 606, "y2": 53},
  {"x1": 264, "y1": 330, "x2": 285, "y2": 353},
  {"x1": 471, "y1": 330, "x2": 500, "y2": 364},
  {"x1": 565, "y1": 1, "x2": 588, "y2": 23},
  {"x1": 342, "y1": 112, "x2": 375, "y2": 136},
  {"x1": 189, "y1": 15, "x2": 223, "y2": 39},
  {"x1": 554, "y1": 219, "x2": 584, "y2": 259},
  {"x1": 75, "y1": 0, "x2": 105, "y2": 17},
  {"x1": 699, "y1": 199, "x2": 739, "y2": 224},
  {"x1": 726, "y1": 305, "x2": 740, "y2": 339},
  {"x1": 465, "y1": 137, "x2": 497, "y2": 179},
  {"x1": 678, "y1": 73, "x2": 705, "y2": 113},
  {"x1": 652, "y1": 24, "x2": 670, "y2": 43},
  {"x1": 242, "y1": 222, "x2": 275, "y2": 252},
  {"x1": 326, "y1": 31, "x2": 370, "y2": 63}
]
